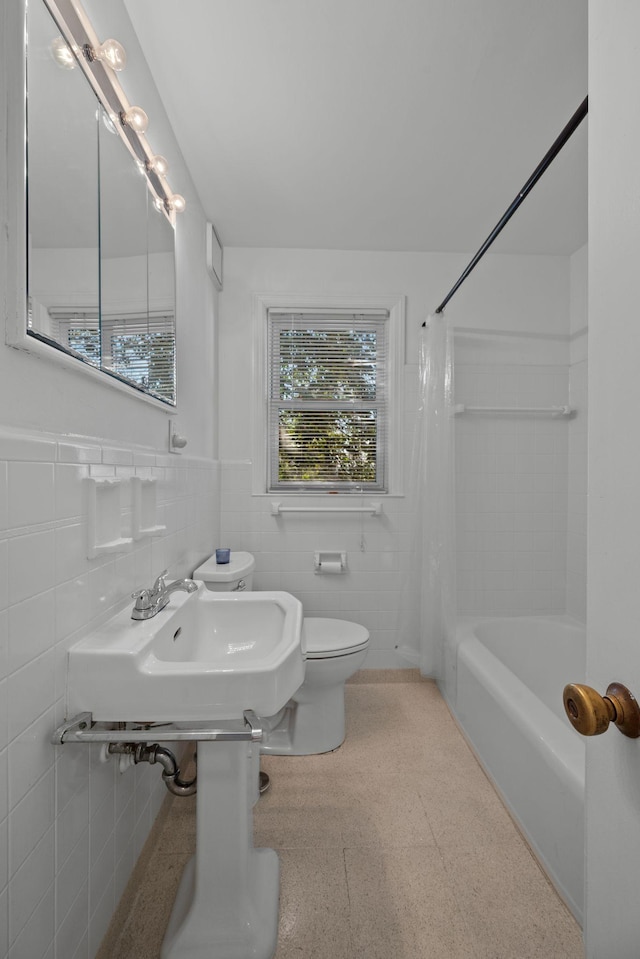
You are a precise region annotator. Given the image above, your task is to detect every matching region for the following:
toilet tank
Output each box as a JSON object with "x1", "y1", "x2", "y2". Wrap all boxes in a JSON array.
[{"x1": 192, "y1": 551, "x2": 255, "y2": 592}]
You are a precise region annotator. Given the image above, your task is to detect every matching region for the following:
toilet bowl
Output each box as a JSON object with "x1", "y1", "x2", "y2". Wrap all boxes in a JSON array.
[
  {"x1": 260, "y1": 617, "x2": 369, "y2": 755},
  {"x1": 192, "y1": 552, "x2": 370, "y2": 755}
]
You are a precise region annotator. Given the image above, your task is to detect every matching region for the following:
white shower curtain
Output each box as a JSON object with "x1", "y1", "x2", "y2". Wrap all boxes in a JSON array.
[{"x1": 397, "y1": 313, "x2": 456, "y2": 679}]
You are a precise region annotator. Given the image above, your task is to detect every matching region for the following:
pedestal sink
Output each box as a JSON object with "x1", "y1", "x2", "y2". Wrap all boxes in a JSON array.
[
  {"x1": 67, "y1": 586, "x2": 305, "y2": 722},
  {"x1": 66, "y1": 584, "x2": 305, "y2": 959}
]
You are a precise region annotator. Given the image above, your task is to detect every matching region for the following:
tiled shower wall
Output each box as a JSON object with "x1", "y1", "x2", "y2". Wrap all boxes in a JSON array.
[
  {"x1": 0, "y1": 427, "x2": 219, "y2": 959},
  {"x1": 454, "y1": 358, "x2": 570, "y2": 615}
]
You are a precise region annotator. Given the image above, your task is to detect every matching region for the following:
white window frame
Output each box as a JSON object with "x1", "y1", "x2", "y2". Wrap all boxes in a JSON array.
[{"x1": 252, "y1": 293, "x2": 405, "y2": 496}]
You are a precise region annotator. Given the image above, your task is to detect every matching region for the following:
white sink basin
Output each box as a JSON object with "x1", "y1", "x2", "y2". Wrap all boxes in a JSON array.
[{"x1": 67, "y1": 586, "x2": 305, "y2": 722}]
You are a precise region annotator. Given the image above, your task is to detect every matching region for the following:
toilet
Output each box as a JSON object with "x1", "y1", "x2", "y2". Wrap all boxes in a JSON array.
[{"x1": 192, "y1": 551, "x2": 369, "y2": 754}]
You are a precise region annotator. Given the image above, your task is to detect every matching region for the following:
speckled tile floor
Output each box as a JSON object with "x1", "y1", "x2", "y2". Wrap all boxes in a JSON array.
[{"x1": 102, "y1": 677, "x2": 584, "y2": 959}]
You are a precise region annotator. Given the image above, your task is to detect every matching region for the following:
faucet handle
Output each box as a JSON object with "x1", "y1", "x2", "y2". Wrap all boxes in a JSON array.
[
  {"x1": 152, "y1": 570, "x2": 169, "y2": 594},
  {"x1": 131, "y1": 588, "x2": 153, "y2": 610}
]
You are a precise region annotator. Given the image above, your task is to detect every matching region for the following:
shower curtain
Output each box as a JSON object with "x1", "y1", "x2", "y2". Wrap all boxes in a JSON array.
[{"x1": 397, "y1": 313, "x2": 456, "y2": 680}]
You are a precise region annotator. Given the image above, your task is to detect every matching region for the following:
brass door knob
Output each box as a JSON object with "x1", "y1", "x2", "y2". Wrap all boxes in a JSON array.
[{"x1": 563, "y1": 682, "x2": 640, "y2": 738}]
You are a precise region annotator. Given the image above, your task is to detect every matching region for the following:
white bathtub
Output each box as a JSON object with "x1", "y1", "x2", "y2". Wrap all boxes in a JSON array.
[{"x1": 449, "y1": 615, "x2": 585, "y2": 923}]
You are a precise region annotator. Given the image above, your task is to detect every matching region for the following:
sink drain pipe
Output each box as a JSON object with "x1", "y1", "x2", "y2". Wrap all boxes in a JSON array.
[{"x1": 108, "y1": 742, "x2": 197, "y2": 797}]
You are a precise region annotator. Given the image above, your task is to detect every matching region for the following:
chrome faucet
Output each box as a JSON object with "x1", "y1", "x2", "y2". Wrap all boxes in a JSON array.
[{"x1": 131, "y1": 570, "x2": 198, "y2": 620}]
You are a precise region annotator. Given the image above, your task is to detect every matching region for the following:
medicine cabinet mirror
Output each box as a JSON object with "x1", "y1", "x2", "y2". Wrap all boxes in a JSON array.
[{"x1": 23, "y1": 0, "x2": 177, "y2": 406}]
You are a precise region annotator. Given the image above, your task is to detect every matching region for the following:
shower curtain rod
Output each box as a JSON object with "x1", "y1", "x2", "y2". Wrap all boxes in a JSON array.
[{"x1": 423, "y1": 95, "x2": 588, "y2": 324}]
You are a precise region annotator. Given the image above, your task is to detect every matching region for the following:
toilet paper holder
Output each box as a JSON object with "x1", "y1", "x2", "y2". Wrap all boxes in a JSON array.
[{"x1": 314, "y1": 551, "x2": 347, "y2": 574}]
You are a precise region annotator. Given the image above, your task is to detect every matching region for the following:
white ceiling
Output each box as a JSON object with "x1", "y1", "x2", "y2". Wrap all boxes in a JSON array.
[{"x1": 125, "y1": 0, "x2": 587, "y2": 256}]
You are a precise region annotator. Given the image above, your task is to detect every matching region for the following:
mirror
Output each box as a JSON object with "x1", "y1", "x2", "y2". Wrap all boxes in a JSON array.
[
  {"x1": 98, "y1": 107, "x2": 176, "y2": 402},
  {"x1": 25, "y1": 0, "x2": 177, "y2": 406},
  {"x1": 26, "y1": 0, "x2": 100, "y2": 357}
]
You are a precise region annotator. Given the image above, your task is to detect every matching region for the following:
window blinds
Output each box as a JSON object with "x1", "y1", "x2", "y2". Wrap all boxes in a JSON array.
[
  {"x1": 268, "y1": 312, "x2": 389, "y2": 491},
  {"x1": 51, "y1": 309, "x2": 175, "y2": 403},
  {"x1": 102, "y1": 313, "x2": 175, "y2": 403}
]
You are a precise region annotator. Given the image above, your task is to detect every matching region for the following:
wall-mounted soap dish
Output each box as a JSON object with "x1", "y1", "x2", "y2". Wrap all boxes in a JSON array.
[
  {"x1": 86, "y1": 477, "x2": 133, "y2": 559},
  {"x1": 131, "y1": 476, "x2": 166, "y2": 541}
]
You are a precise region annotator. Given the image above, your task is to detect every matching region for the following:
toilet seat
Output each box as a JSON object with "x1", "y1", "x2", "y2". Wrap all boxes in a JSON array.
[{"x1": 303, "y1": 617, "x2": 370, "y2": 660}]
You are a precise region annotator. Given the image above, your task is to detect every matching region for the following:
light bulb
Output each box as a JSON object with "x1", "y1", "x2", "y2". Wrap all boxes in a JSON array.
[
  {"x1": 168, "y1": 194, "x2": 186, "y2": 214},
  {"x1": 120, "y1": 106, "x2": 149, "y2": 134},
  {"x1": 51, "y1": 37, "x2": 75, "y2": 70},
  {"x1": 147, "y1": 155, "x2": 169, "y2": 177},
  {"x1": 83, "y1": 38, "x2": 126, "y2": 72},
  {"x1": 95, "y1": 38, "x2": 126, "y2": 71}
]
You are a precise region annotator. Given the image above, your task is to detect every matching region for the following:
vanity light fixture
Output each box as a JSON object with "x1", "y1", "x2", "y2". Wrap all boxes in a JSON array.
[
  {"x1": 51, "y1": 35, "x2": 76, "y2": 69},
  {"x1": 82, "y1": 38, "x2": 126, "y2": 72},
  {"x1": 43, "y1": 0, "x2": 185, "y2": 221},
  {"x1": 120, "y1": 105, "x2": 149, "y2": 134}
]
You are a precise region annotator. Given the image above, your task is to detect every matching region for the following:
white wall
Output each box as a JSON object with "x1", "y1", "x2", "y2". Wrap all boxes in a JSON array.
[
  {"x1": 0, "y1": 2, "x2": 219, "y2": 957},
  {"x1": 219, "y1": 246, "x2": 570, "y2": 459},
  {"x1": 30, "y1": 250, "x2": 175, "y2": 312},
  {"x1": 218, "y1": 246, "x2": 574, "y2": 665}
]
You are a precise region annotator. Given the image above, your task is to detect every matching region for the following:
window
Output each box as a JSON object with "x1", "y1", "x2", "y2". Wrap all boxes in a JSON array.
[{"x1": 267, "y1": 311, "x2": 390, "y2": 491}]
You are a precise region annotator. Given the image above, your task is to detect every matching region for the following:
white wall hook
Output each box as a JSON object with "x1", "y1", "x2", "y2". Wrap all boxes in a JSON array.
[{"x1": 169, "y1": 419, "x2": 188, "y2": 452}]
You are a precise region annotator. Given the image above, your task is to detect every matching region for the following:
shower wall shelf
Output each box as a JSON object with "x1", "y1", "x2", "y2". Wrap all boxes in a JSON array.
[
  {"x1": 270, "y1": 502, "x2": 383, "y2": 516},
  {"x1": 454, "y1": 404, "x2": 573, "y2": 417}
]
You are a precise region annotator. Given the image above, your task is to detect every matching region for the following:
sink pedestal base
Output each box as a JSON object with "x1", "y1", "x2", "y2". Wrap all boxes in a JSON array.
[{"x1": 161, "y1": 740, "x2": 279, "y2": 959}]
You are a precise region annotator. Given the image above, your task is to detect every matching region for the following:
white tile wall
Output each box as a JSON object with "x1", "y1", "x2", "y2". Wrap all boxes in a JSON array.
[
  {"x1": 219, "y1": 464, "x2": 414, "y2": 669},
  {"x1": 221, "y1": 336, "x2": 582, "y2": 664},
  {"x1": 0, "y1": 426, "x2": 219, "y2": 959},
  {"x1": 454, "y1": 361, "x2": 570, "y2": 615}
]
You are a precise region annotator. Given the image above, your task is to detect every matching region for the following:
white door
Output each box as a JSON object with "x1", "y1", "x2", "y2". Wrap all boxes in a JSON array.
[{"x1": 585, "y1": 4, "x2": 640, "y2": 956}]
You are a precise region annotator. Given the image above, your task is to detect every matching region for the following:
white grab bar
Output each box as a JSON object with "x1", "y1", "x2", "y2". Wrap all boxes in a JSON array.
[{"x1": 271, "y1": 501, "x2": 382, "y2": 516}]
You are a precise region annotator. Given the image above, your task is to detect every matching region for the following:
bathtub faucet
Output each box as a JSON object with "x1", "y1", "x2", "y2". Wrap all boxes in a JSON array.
[{"x1": 131, "y1": 570, "x2": 198, "y2": 620}]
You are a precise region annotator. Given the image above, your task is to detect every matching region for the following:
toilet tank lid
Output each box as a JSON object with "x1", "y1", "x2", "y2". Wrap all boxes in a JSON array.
[{"x1": 193, "y1": 551, "x2": 255, "y2": 582}]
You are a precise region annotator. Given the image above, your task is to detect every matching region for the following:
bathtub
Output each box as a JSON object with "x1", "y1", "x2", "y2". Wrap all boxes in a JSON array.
[{"x1": 448, "y1": 615, "x2": 585, "y2": 923}]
